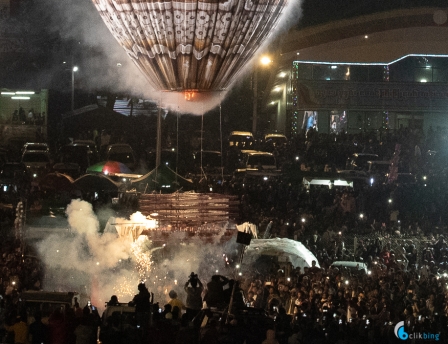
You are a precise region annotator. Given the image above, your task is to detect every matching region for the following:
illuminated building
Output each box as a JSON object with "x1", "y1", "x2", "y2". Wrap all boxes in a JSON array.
[{"x1": 268, "y1": 7, "x2": 448, "y2": 137}]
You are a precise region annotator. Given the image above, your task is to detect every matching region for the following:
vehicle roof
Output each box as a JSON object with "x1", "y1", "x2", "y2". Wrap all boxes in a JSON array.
[
  {"x1": 330, "y1": 261, "x2": 367, "y2": 269},
  {"x1": 195, "y1": 150, "x2": 221, "y2": 154},
  {"x1": 230, "y1": 131, "x2": 253, "y2": 136},
  {"x1": 264, "y1": 133, "x2": 287, "y2": 138},
  {"x1": 24, "y1": 142, "x2": 48, "y2": 146},
  {"x1": 352, "y1": 153, "x2": 379, "y2": 157},
  {"x1": 367, "y1": 160, "x2": 391, "y2": 164},
  {"x1": 59, "y1": 144, "x2": 92, "y2": 152},
  {"x1": 107, "y1": 144, "x2": 134, "y2": 153},
  {"x1": 22, "y1": 150, "x2": 50, "y2": 155},
  {"x1": 73, "y1": 140, "x2": 95, "y2": 144},
  {"x1": 21, "y1": 291, "x2": 77, "y2": 304},
  {"x1": 244, "y1": 151, "x2": 274, "y2": 156},
  {"x1": 107, "y1": 143, "x2": 133, "y2": 148}
]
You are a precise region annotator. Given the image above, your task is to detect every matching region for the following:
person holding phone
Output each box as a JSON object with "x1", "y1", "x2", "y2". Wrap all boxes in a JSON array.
[{"x1": 184, "y1": 272, "x2": 204, "y2": 321}]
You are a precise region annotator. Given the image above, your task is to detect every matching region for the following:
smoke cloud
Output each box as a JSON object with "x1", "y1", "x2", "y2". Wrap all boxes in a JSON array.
[{"x1": 35, "y1": 199, "x2": 241, "y2": 310}]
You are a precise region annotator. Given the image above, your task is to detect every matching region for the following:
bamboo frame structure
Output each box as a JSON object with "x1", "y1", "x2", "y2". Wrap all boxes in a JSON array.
[{"x1": 138, "y1": 192, "x2": 240, "y2": 230}]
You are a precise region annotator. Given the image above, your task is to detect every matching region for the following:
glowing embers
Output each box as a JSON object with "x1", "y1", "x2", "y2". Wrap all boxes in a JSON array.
[
  {"x1": 184, "y1": 91, "x2": 196, "y2": 101},
  {"x1": 131, "y1": 236, "x2": 154, "y2": 277}
]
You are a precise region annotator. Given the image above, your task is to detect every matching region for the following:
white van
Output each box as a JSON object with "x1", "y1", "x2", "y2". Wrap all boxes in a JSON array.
[
  {"x1": 240, "y1": 150, "x2": 277, "y2": 171},
  {"x1": 330, "y1": 261, "x2": 369, "y2": 275},
  {"x1": 229, "y1": 131, "x2": 254, "y2": 149}
]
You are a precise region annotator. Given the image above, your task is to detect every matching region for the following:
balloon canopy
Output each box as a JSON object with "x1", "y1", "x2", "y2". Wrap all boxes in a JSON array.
[{"x1": 92, "y1": 0, "x2": 288, "y2": 92}]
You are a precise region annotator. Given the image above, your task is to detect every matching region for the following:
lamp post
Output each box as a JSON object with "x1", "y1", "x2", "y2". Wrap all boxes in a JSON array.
[
  {"x1": 71, "y1": 66, "x2": 78, "y2": 112},
  {"x1": 252, "y1": 56, "x2": 272, "y2": 135}
]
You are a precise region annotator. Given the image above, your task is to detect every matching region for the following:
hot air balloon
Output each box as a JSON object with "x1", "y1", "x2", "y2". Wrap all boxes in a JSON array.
[{"x1": 92, "y1": 0, "x2": 288, "y2": 93}]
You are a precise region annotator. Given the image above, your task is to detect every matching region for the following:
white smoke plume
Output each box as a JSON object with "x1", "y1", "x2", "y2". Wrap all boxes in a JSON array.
[{"x1": 35, "y1": 199, "x2": 242, "y2": 310}]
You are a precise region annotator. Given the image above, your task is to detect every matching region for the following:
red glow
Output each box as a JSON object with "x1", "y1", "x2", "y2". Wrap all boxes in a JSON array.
[{"x1": 184, "y1": 92, "x2": 195, "y2": 101}]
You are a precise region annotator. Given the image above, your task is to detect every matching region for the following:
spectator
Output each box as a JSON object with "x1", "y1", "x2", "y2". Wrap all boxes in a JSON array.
[
  {"x1": 184, "y1": 272, "x2": 203, "y2": 320},
  {"x1": 204, "y1": 275, "x2": 229, "y2": 309},
  {"x1": 5, "y1": 315, "x2": 28, "y2": 344},
  {"x1": 29, "y1": 311, "x2": 48, "y2": 344},
  {"x1": 168, "y1": 290, "x2": 185, "y2": 315}
]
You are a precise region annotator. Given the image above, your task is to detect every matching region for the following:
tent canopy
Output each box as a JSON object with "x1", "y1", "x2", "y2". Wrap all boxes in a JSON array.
[
  {"x1": 131, "y1": 165, "x2": 193, "y2": 193},
  {"x1": 242, "y1": 238, "x2": 320, "y2": 271}
]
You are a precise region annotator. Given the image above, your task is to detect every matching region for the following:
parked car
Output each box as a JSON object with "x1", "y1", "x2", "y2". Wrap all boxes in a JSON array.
[
  {"x1": 191, "y1": 150, "x2": 223, "y2": 176},
  {"x1": 21, "y1": 142, "x2": 50, "y2": 155},
  {"x1": 263, "y1": 133, "x2": 287, "y2": 151},
  {"x1": 237, "y1": 150, "x2": 278, "y2": 172},
  {"x1": 0, "y1": 162, "x2": 30, "y2": 201},
  {"x1": 54, "y1": 143, "x2": 95, "y2": 178},
  {"x1": 21, "y1": 150, "x2": 52, "y2": 181},
  {"x1": 105, "y1": 143, "x2": 137, "y2": 171},
  {"x1": 20, "y1": 291, "x2": 86, "y2": 320},
  {"x1": 228, "y1": 131, "x2": 255, "y2": 150},
  {"x1": 73, "y1": 140, "x2": 99, "y2": 163}
]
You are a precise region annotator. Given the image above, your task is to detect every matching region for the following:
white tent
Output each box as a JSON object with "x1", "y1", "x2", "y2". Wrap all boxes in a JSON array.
[
  {"x1": 303, "y1": 177, "x2": 353, "y2": 189},
  {"x1": 242, "y1": 238, "x2": 320, "y2": 271}
]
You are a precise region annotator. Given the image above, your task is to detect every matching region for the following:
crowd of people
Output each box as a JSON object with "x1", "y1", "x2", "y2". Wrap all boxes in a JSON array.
[{"x1": 1, "y1": 124, "x2": 448, "y2": 342}]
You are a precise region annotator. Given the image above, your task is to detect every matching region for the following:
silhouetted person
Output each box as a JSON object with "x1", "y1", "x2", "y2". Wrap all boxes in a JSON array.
[
  {"x1": 132, "y1": 282, "x2": 153, "y2": 339},
  {"x1": 29, "y1": 311, "x2": 49, "y2": 344},
  {"x1": 184, "y1": 272, "x2": 203, "y2": 320},
  {"x1": 204, "y1": 275, "x2": 229, "y2": 309}
]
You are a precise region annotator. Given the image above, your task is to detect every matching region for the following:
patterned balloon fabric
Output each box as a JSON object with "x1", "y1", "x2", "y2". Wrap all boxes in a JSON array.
[{"x1": 92, "y1": 0, "x2": 288, "y2": 92}]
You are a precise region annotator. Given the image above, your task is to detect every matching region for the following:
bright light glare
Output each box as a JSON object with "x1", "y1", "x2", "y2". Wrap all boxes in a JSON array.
[
  {"x1": 260, "y1": 56, "x2": 272, "y2": 65},
  {"x1": 73, "y1": 66, "x2": 79, "y2": 72}
]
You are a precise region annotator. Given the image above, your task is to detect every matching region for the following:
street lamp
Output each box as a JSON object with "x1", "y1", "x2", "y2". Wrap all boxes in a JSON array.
[
  {"x1": 252, "y1": 56, "x2": 272, "y2": 135},
  {"x1": 71, "y1": 66, "x2": 78, "y2": 112}
]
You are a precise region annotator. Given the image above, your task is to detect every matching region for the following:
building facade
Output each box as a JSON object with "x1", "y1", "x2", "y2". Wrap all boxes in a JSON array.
[
  {"x1": 268, "y1": 7, "x2": 448, "y2": 138},
  {"x1": 0, "y1": 89, "x2": 49, "y2": 147}
]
